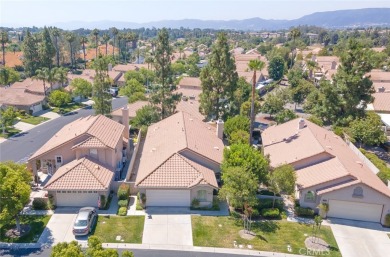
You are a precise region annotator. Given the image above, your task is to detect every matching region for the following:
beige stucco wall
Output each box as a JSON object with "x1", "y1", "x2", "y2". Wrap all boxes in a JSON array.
[
  {"x1": 299, "y1": 176, "x2": 355, "y2": 209},
  {"x1": 191, "y1": 185, "x2": 214, "y2": 207},
  {"x1": 320, "y1": 183, "x2": 390, "y2": 225}
]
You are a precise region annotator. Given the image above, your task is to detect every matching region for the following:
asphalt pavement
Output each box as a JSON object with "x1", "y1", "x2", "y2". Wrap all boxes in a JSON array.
[
  {"x1": 0, "y1": 248, "x2": 258, "y2": 257},
  {"x1": 0, "y1": 97, "x2": 128, "y2": 163}
]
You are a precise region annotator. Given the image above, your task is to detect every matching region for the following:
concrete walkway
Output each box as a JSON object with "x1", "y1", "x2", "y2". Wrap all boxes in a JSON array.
[
  {"x1": 13, "y1": 121, "x2": 36, "y2": 133},
  {"x1": 127, "y1": 196, "x2": 146, "y2": 216}
]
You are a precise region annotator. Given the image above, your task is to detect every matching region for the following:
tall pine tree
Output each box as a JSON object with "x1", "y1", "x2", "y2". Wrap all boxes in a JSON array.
[
  {"x1": 200, "y1": 32, "x2": 238, "y2": 120},
  {"x1": 22, "y1": 30, "x2": 40, "y2": 77},
  {"x1": 39, "y1": 26, "x2": 56, "y2": 69},
  {"x1": 150, "y1": 28, "x2": 180, "y2": 119},
  {"x1": 92, "y1": 56, "x2": 112, "y2": 115}
]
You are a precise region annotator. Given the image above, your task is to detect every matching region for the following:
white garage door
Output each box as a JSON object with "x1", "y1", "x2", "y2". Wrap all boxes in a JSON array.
[
  {"x1": 146, "y1": 189, "x2": 190, "y2": 207},
  {"x1": 328, "y1": 200, "x2": 383, "y2": 222},
  {"x1": 56, "y1": 192, "x2": 99, "y2": 207}
]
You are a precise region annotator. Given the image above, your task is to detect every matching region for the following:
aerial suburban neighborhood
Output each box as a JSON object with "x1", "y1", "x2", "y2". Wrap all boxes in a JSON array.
[{"x1": 1, "y1": 1, "x2": 390, "y2": 257}]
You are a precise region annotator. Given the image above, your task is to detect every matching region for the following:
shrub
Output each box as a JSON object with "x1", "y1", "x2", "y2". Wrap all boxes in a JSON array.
[
  {"x1": 230, "y1": 210, "x2": 241, "y2": 220},
  {"x1": 140, "y1": 193, "x2": 146, "y2": 204},
  {"x1": 191, "y1": 198, "x2": 200, "y2": 208},
  {"x1": 48, "y1": 194, "x2": 56, "y2": 210},
  {"x1": 257, "y1": 199, "x2": 284, "y2": 212},
  {"x1": 117, "y1": 184, "x2": 130, "y2": 200},
  {"x1": 118, "y1": 207, "x2": 127, "y2": 216},
  {"x1": 360, "y1": 148, "x2": 390, "y2": 184},
  {"x1": 212, "y1": 198, "x2": 220, "y2": 210},
  {"x1": 384, "y1": 214, "x2": 390, "y2": 227},
  {"x1": 32, "y1": 198, "x2": 48, "y2": 210},
  {"x1": 136, "y1": 201, "x2": 144, "y2": 210},
  {"x1": 261, "y1": 208, "x2": 280, "y2": 218},
  {"x1": 258, "y1": 190, "x2": 281, "y2": 197},
  {"x1": 295, "y1": 206, "x2": 315, "y2": 217},
  {"x1": 118, "y1": 199, "x2": 129, "y2": 208},
  {"x1": 251, "y1": 208, "x2": 260, "y2": 218}
]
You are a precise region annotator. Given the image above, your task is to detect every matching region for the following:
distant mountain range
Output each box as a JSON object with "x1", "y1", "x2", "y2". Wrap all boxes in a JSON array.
[{"x1": 50, "y1": 8, "x2": 390, "y2": 30}]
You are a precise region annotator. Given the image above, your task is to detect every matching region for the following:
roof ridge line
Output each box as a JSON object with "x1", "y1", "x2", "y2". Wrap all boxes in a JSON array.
[
  {"x1": 45, "y1": 159, "x2": 82, "y2": 188},
  {"x1": 181, "y1": 112, "x2": 189, "y2": 149},
  {"x1": 177, "y1": 154, "x2": 209, "y2": 183}
]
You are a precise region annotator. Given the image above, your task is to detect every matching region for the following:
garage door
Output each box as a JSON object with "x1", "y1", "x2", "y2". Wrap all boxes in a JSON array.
[
  {"x1": 146, "y1": 189, "x2": 190, "y2": 207},
  {"x1": 328, "y1": 200, "x2": 383, "y2": 222},
  {"x1": 56, "y1": 192, "x2": 99, "y2": 207}
]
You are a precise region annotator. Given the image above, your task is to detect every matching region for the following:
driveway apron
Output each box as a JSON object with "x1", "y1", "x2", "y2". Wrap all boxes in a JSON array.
[
  {"x1": 38, "y1": 213, "x2": 80, "y2": 246},
  {"x1": 142, "y1": 214, "x2": 193, "y2": 246}
]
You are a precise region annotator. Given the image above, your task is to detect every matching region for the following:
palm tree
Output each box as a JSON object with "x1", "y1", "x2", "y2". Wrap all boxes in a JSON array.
[
  {"x1": 33, "y1": 68, "x2": 50, "y2": 96},
  {"x1": 55, "y1": 67, "x2": 69, "y2": 87},
  {"x1": 178, "y1": 45, "x2": 184, "y2": 59},
  {"x1": 91, "y1": 29, "x2": 100, "y2": 59},
  {"x1": 110, "y1": 27, "x2": 119, "y2": 58},
  {"x1": 289, "y1": 28, "x2": 301, "y2": 68},
  {"x1": 52, "y1": 27, "x2": 61, "y2": 67},
  {"x1": 65, "y1": 32, "x2": 76, "y2": 70},
  {"x1": 248, "y1": 59, "x2": 265, "y2": 145},
  {"x1": 117, "y1": 33, "x2": 124, "y2": 63},
  {"x1": 0, "y1": 30, "x2": 9, "y2": 66},
  {"x1": 306, "y1": 60, "x2": 318, "y2": 79},
  {"x1": 102, "y1": 33, "x2": 110, "y2": 56},
  {"x1": 80, "y1": 36, "x2": 88, "y2": 69}
]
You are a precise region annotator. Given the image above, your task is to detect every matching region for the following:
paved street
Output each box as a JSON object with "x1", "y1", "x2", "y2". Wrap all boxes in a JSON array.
[
  {"x1": 0, "y1": 97, "x2": 128, "y2": 163},
  {"x1": 330, "y1": 218, "x2": 390, "y2": 257}
]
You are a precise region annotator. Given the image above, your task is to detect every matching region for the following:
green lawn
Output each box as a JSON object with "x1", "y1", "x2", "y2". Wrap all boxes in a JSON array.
[
  {"x1": 93, "y1": 215, "x2": 144, "y2": 243},
  {"x1": 51, "y1": 102, "x2": 86, "y2": 114},
  {"x1": 192, "y1": 216, "x2": 341, "y2": 257},
  {"x1": 0, "y1": 215, "x2": 51, "y2": 243},
  {"x1": 0, "y1": 127, "x2": 21, "y2": 138},
  {"x1": 20, "y1": 116, "x2": 50, "y2": 125}
]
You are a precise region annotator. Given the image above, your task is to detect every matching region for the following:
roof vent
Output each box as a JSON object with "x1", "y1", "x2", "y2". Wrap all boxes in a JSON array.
[
  {"x1": 356, "y1": 161, "x2": 363, "y2": 167},
  {"x1": 298, "y1": 118, "x2": 305, "y2": 129},
  {"x1": 326, "y1": 146, "x2": 332, "y2": 150},
  {"x1": 214, "y1": 146, "x2": 219, "y2": 150},
  {"x1": 95, "y1": 165, "x2": 100, "y2": 170},
  {"x1": 151, "y1": 148, "x2": 156, "y2": 152}
]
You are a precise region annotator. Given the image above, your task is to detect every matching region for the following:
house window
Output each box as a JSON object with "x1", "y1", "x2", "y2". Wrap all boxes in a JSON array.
[
  {"x1": 89, "y1": 149, "x2": 98, "y2": 159},
  {"x1": 197, "y1": 190, "x2": 207, "y2": 201},
  {"x1": 55, "y1": 156, "x2": 63, "y2": 164},
  {"x1": 304, "y1": 191, "x2": 316, "y2": 202},
  {"x1": 353, "y1": 186, "x2": 364, "y2": 198}
]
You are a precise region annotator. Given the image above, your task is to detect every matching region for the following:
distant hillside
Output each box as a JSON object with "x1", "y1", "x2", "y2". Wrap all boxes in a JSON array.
[{"x1": 50, "y1": 8, "x2": 390, "y2": 30}]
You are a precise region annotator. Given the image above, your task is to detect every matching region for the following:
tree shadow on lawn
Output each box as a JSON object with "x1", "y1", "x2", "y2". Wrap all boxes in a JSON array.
[
  {"x1": 252, "y1": 220, "x2": 280, "y2": 233},
  {"x1": 0, "y1": 216, "x2": 46, "y2": 243}
]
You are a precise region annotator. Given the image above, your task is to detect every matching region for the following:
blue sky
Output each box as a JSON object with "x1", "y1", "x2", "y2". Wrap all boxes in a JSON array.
[{"x1": 1, "y1": 0, "x2": 389, "y2": 27}]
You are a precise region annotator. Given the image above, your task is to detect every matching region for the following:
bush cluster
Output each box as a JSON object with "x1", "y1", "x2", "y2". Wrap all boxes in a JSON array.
[
  {"x1": 261, "y1": 208, "x2": 280, "y2": 218},
  {"x1": 384, "y1": 214, "x2": 390, "y2": 227},
  {"x1": 295, "y1": 206, "x2": 315, "y2": 217},
  {"x1": 118, "y1": 199, "x2": 129, "y2": 208},
  {"x1": 257, "y1": 199, "x2": 284, "y2": 212},
  {"x1": 32, "y1": 198, "x2": 48, "y2": 210},
  {"x1": 360, "y1": 148, "x2": 390, "y2": 184},
  {"x1": 117, "y1": 184, "x2": 130, "y2": 200},
  {"x1": 118, "y1": 207, "x2": 127, "y2": 216}
]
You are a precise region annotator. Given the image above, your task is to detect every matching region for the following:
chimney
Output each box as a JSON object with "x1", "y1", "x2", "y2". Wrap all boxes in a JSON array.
[
  {"x1": 108, "y1": 63, "x2": 113, "y2": 71},
  {"x1": 122, "y1": 105, "x2": 129, "y2": 139},
  {"x1": 216, "y1": 119, "x2": 224, "y2": 140},
  {"x1": 298, "y1": 118, "x2": 305, "y2": 129},
  {"x1": 378, "y1": 86, "x2": 385, "y2": 93}
]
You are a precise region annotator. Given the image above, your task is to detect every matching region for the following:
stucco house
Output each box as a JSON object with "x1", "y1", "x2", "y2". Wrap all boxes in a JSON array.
[
  {"x1": 111, "y1": 101, "x2": 149, "y2": 124},
  {"x1": 175, "y1": 77, "x2": 204, "y2": 121},
  {"x1": 0, "y1": 87, "x2": 46, "y2": 114},
  {"x1": 262, "y1": 118, "x2": 390, "y2": 225},
  {"x1": 134, "y1": 111, "x2": 224, "y2": 207},
  {"x1": 28, "y1": 109, "x2": 130, "y2": 207}
]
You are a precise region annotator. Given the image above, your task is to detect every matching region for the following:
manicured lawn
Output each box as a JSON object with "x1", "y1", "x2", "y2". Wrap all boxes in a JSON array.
[
  {"x1": 192, "y1": 216, "x2": 341, "y2": 257},
  {"x1": 51, "y1": 102, "x2": 86, "y2": 114},
  {"x1": 0, "y1": 127, "x2": 21, "y2": 138},
  {"x1": 20, "y1": 116, "x2": 50, "y2": 125},
  {"x1": 93, "y1": 215, "x2": 144, "y2": 243},
  {"x1": 0, "y1": 215, "x2": 51, "y2": 243}
]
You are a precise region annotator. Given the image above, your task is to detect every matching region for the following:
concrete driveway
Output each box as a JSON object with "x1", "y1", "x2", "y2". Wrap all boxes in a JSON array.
[
  {"x1": 142, "y1": 214, "x2": 193, "y2": 246},
  {"x1": 330, "y1": 218, "x2": 390, "y2": 257},
  {"x1": 38, "y1": 210, "x2": 89, "y2": 246}
]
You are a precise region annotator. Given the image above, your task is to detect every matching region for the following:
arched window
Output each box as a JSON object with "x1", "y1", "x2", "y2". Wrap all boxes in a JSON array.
[
  {"x1": 305, "y1": 191, "x2": 315, "y2": 202},
  {"x1": 353, "y1": 186, "x2": 364, "y2": 197},
  {"x1": 197, "y1": 190, "x2": 207, "y2": 201}
]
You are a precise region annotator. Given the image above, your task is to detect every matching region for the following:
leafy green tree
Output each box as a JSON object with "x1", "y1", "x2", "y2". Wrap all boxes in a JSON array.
[
  {"x1": 218, "y1": 166, "x2": 258, "y2": 209},
  {"x1": 0, "y1": 30, "x2": 9, "y2": 66},
  {"x1": 240, "y1": 98, "x2": 261, "y2": 118},
  {"x1": 124, "y1": 70, "x2": 145, "y2": 84},
  {"x1": 268, "y1": 55, "x2": 285, "y2": 81},
  {"x1": 92, "y1": 56, "x2": 112, "y2": 115},
  {"x1": 224, "y1": 115, "x2": 250, "y2": 140},
  {"x1": 0, "y1": 106, "x2": 18, "y2": 134},
  {"x1": 22, "y1": 29, "x2": 40, "y2": 76},
  {"x1": 268, "y1": 164, "x2": 296, "y2": 207},
  {"x1": 275, "y1": 109, "x2": 297, "y2": 124},
  {"x1": 332, "y1": 39, "x2": 375, "y2": 123},
  {"x1": 262, "y1": 90, "x2": 288, "y2": 117},
  {"x1": 150, "y1": 28, "x2": 180, "y2": 119},
  {"x1": 119, "y1": 78, "x2": 146, "y2": 103},
  {"x1": 55, "y1": 67, "x2": 69, "y2": 87},
  {"x1": 171, "y1": 62, "x2": 186, "y2": 75},
  {"x1": 0, "y1": 162, "x2": 31, "y2": 233},
  {"x1": 50, "y1": 241, "x2": 83, "y2": 257},
  {"x1": 185, "y1": 52, "x2": 200, "y2": 77},
  {"x1": 233, "y1": 77, "x2": 251, "y2": 116},
  {"x1": 290, "y1": 79, "x2": 315, "y2": 109},
  {"x1": 349, "y1": 112, "x2": 386, "y2": 147},
  {"x1": 49, "y1": 89, "x2": 72, "y2": 107},
  {"x1": 121, "y1": 251, "x2": 134, "y2": 257},
  {"x1": 39, "y1": 26, "x2": 56, "y2": 69},
  {"x1": 0, "y1": 67, "x2": 20, "y2": 86},
  {"x1": 71, "y1": 78, "x2": 92, "y2": 99},
  {"x1": 222, "y1": 143, "x2": 269, "y2": 183},
  {"x1": 200, "y1": 32, "x2": 238, "y2": 119},
  {"x1": 229, "y1": 130, "x2": 250, "y2": 145},
  {"x1": 130, "y1": 105, "x2": 160, "y2": 128},
  {"x1": 248, "y1": 59, "x2": 265, "y2": 144}
]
